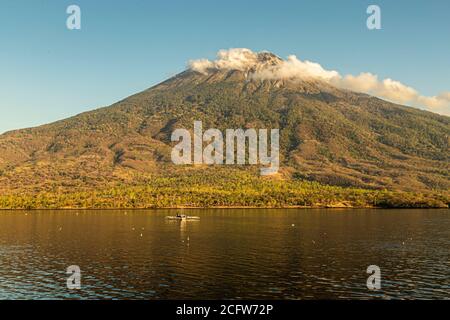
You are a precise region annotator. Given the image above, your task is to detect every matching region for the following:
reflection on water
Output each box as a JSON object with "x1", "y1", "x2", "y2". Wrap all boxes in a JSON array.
[{"x1": 0, "y1": 209, "x2": 448, "y2": 299}]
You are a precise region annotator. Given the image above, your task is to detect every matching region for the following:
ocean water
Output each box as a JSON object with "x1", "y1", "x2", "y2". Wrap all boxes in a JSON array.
[{"x1": 0, "y1": 209, "x2": 448, "y2": 299}]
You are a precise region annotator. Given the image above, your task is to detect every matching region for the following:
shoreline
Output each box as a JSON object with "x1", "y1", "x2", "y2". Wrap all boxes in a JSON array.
[{"x1": 0, "y1": 205, "x2": 448, "y2": 211}]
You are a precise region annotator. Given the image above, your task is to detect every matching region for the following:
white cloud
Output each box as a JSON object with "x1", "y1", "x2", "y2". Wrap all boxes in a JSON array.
[
  {"x1": 438, "y1": 92, "x2": 450, "y2": 101},
  {"x1": 415, "y1": 92, "x2": 450, "y2": 115},
  {"x1": 188, "y1": 59, "x2": 215, "y2": 75},
  {"x1": 188, "y1": 48, "x2": 450, "y2": 116},
  {"x1": 376, "y1": 79, "x2": 418, "y2": 104},
  {"x1": 189, "y1": 48, "x2": 258, "y2": 74},
  {"x1": 331, "y1": 72, "x2": 379, "y2": 93},
  {"x1": 251, "y1": 55, "x2": 340, "y2": 81}
]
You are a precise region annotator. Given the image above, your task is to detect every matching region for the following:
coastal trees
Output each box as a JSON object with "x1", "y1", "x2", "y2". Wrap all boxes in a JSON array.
[{"x1": 0, "y1": 168, "x2": 447, "y2": 209}]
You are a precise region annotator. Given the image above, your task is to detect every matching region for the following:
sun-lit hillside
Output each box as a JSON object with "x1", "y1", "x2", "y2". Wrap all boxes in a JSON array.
[{"x1": 0, "y1": 52, "x2": 449, "y2": 209}]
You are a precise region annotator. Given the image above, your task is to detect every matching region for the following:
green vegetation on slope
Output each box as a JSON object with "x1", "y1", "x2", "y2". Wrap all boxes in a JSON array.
[
  {"x1": 0, "y1": 64, "x2": 448, "y2": 209},
  {"x1": 1, "y1": 68, "x2": 448, "y2": 196},
  {"x1": 1, "y1": 169, "x2": 447, "y2": 209}
]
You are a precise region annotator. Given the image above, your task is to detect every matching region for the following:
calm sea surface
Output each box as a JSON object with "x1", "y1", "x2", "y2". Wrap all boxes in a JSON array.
[{"x1": 0, "y1": 209, "x2": 448, "y2": 300}]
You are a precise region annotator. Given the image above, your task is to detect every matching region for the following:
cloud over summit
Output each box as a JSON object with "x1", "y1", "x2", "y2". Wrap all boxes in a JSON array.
[
  {"x1": 189, "y1": 48, "x2": 450, "y2": 116},
  {"x1": 189, "y1": 48, "x2": 259, "y2": 74}
]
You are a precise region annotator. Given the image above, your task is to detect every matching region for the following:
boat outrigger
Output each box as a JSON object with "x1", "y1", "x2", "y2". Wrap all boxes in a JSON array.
[{"x1": 166, "y1": 213, "x2": 200, "y2": 221}]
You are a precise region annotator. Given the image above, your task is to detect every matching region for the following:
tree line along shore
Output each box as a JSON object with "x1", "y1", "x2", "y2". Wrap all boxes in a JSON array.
[{"x1": 0, "y1": 171, "x2": 448, "y2": 210}]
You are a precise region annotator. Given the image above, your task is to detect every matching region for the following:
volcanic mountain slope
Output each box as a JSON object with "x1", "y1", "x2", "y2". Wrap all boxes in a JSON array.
[{"x1": 0, "y1": 52, "x2": 449, "y2": 201}]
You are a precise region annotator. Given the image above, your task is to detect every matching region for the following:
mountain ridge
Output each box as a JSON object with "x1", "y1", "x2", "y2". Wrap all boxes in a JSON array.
[{"x1": 0, "y1": 57, "x2": 449, "y2": 208}]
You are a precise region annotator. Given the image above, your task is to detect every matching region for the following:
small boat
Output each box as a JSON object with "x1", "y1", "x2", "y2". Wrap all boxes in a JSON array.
[{"x1": 166, "y1": 214, "x2": 200, "y2": 221}]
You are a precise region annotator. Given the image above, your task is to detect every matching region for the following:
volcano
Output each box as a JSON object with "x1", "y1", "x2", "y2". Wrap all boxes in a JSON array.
[{"x1": 0, "y1": 50, "x2": 448, "y2": 208}]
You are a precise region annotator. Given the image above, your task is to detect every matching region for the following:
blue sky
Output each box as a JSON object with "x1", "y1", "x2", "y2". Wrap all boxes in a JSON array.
[{"x1": 0, "y1": 0, "x2": 449, "y2": 133}]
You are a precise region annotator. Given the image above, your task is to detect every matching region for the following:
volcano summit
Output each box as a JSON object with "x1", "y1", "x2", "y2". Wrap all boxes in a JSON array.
[{"x1": 0, "y1": 49, "x2": 448, "y2": 209}]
